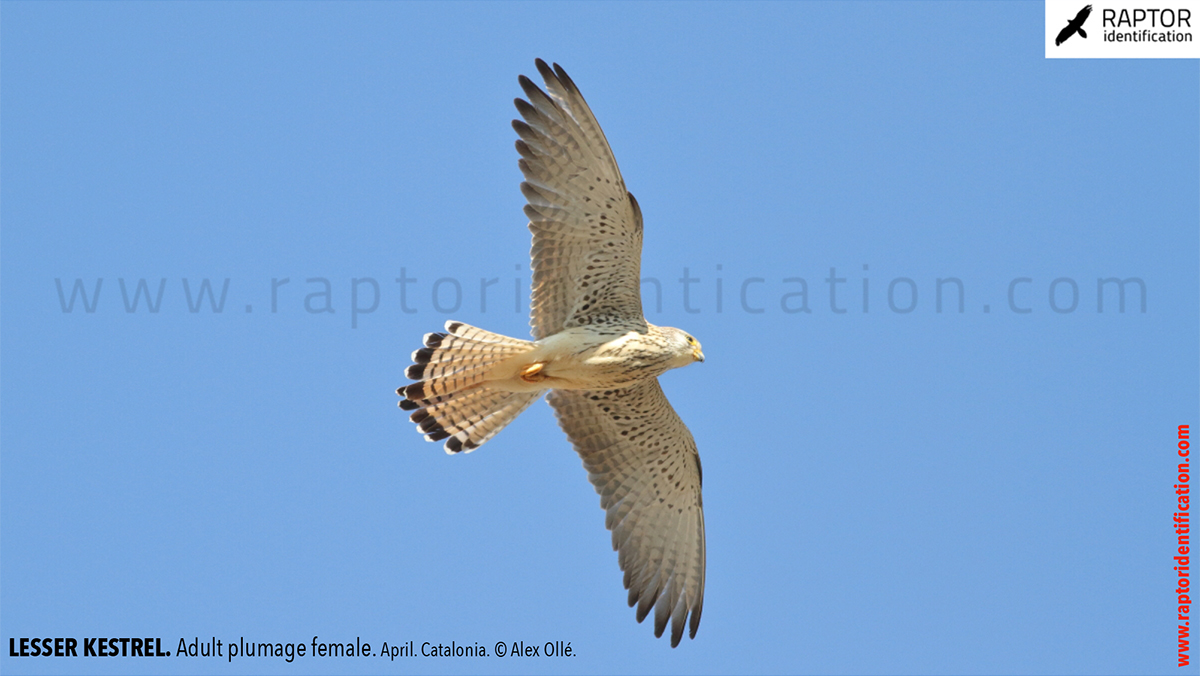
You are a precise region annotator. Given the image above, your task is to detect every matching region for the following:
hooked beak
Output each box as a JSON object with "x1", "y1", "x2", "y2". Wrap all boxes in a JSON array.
[{"x1": 692, "y1": 347, "x2": 705, "y2": 363}]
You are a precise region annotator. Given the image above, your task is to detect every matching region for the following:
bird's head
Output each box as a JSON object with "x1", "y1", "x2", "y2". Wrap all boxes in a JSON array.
[{"x1": 664, "y1": 327, "x2": 704, "y2": 367}]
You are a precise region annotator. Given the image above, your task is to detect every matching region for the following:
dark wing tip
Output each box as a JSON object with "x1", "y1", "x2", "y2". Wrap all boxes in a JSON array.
[
  {"x1": 552, "y1": 62, "x2": 580, "y2": 95},
  {"x1": 398, "y1": 398, "x2": 419, "y2": 411},
  {"x1": 513, "y1": 97, "x2": 537, "y2": 121},
  {"x1": 627, "y1": 191, "x2": 643, "y2": 233},
  {"x1": 512, "y1": 118, "x2": 534, "y2": 140},
  {"x1": 534, "y1": 58, "x2": 555, "y2": 84},
  {"x1": 518, "y1": 74, "x2": 544, "y2": 102}
]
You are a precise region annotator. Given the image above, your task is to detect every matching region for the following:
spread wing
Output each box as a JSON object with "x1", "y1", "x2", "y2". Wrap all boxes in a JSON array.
[
  {"x1": 1055, "y1": 23, "x2": 1076, "y2": 45},
  {"x1": 547, "y1": 381, "x2": 705, "y2": 647},
  {"x1": 513, "y1": 59, "x2": 646, "y2": 339},
  {"x1": 1074, "y1": 4, "x2": 1092, "y2": 23}
]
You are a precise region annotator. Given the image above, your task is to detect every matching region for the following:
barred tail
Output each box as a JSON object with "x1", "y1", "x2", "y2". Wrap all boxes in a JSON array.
[{"x1": 397, "y1": 321, "x2": 540, "y2": 454}]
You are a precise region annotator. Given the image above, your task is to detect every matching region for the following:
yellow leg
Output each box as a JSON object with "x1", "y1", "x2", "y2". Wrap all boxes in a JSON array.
[{"x1": 520, "y1": 362, "x2": 546, "y2": 383}]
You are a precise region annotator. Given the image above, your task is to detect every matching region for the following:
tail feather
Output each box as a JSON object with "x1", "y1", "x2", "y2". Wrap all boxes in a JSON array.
[
  {"x1": 417, "y1": 386, "x2": 507, "y2": 436},
  {"x1": 399, "y1": 321, "x2": 541, "y2": 454},
  {"x1": 402, "y1": 321, "x2": 532, "y2": 399}
]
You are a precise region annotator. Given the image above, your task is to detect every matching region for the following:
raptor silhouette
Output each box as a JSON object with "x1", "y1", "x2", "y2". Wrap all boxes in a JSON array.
[{"x1": 1056, "y1": 4, "x2": 1093, "y2": 46}]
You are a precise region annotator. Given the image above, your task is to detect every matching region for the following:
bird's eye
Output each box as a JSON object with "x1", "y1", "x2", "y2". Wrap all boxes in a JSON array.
[{"x1": 686, "y1": 336, "x2": 695, "y2": 344}]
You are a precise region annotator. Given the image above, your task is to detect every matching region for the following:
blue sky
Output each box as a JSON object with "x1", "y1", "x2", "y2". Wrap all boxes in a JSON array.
[{"x1": 2, "y1": 1, "x2": 1196, "y2": 674}]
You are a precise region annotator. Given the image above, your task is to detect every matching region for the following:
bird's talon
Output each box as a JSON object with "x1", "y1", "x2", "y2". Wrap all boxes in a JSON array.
[{"x1": 520, "y1": 362, "x2": 547, "y2": 383}]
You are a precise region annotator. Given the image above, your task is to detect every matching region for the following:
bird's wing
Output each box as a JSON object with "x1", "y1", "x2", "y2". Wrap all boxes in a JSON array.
[
  {"x1": 1055, "y1": 24, "x2": 1076, "y2": 45},
  {"x1": 547, "y1": 380, "x2": 705, "y2": 647},
  {"x1": 513, "y1": 59, "x2": 646, "y2": 340},
  {"x1": 1075, "y1": 4, "x2": 1092, "y2": 22}
]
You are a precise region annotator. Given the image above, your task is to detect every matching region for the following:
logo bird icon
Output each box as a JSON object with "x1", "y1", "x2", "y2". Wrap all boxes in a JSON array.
[{"x1": 1056, "y1": 4, "x2": 1093, "y2": 46}]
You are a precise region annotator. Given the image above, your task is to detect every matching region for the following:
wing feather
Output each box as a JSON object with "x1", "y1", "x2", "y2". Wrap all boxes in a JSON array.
[
  {"x1": 547, "y1": 381, "x2": 705, "y2": 647},
  {"x1": 514, "y1": 59, "x2": 645, "y2": 339}
]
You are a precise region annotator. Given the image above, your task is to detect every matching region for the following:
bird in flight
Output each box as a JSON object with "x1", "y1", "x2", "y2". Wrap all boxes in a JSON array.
[
  {"x1": 397, "y1": 59, "x2": 706, "y2": 647},
  {"x1": 1056, "y1": 4, "x2": 1093, "y2": 46}
]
